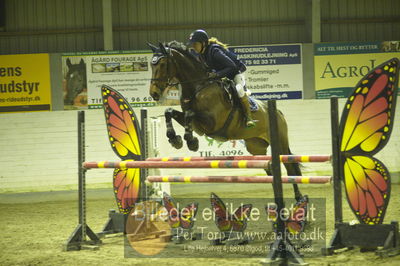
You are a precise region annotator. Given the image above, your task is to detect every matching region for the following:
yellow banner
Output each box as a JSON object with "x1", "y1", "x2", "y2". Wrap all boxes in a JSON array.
[
  {"x1": 0, "y1": 53, "x2": 51, "y2": 112},
  {"x1": 315, "y1": 51, "x2": 400, "y2": 98}
]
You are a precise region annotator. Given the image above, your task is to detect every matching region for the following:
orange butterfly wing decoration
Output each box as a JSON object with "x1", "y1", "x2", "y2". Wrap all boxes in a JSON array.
[
  {"x1": 162, "y1": 192, "x2": 198, "y2": 229},
  {"x1": 339, "y1": 58, "x2": 399, "y2": 224},
  {"x1": 210, "y1": 192, "x2": 252, "y2": 232},
  {"x1": 286, "y1": 196, "x2": 308, "y2": 234},
  {"x1": 101, "y1": 85, "x2": 143, "y2": 214},
  {"x1": 265, "y1": 196, "x2": 308, "y2": 235}
]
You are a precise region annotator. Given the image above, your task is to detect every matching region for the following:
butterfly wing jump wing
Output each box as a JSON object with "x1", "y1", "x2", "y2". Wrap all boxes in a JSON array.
[
  {"x1": 102, "y1": 85, "x2": 143, "y2": 213},
  {"x1": 339, "y1": 58, "x2": 399, "y2": 224}
]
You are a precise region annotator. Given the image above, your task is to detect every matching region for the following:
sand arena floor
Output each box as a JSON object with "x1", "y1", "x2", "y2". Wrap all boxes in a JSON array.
[{"x1": 1, "y1": 183, "x2": 399, "y2": 265}]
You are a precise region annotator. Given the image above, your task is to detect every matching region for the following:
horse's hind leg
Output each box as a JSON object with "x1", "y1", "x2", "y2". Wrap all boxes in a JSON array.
[
  {"x1": 245, "y1": 138, "x2": 303, "y2": 201},
  {"x1": 244, "y1": 138, "x2": 273, "y2": 174},
  {"x1": 280, "y1": 142, "x2": 303, "y2": 201},
  {"x1": 165, "y1": 108, "x2": 183, "y2": 149},
  {"x1": 283, "y1": 147, "x2": 309, "y2": 232},
  {"x1": 283, "y1": 161, "x2": 303, "y2": 201},
  {"x1": 244, "y1": 137, "x2": 269, "y2": 156}
]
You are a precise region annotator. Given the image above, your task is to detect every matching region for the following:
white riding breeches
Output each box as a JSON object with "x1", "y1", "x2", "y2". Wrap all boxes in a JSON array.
[{"x1": 234, "y1": 73, "x2": 250, "y2": 98}]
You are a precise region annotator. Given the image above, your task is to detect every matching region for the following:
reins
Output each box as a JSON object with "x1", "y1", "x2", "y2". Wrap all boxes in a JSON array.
[
  {"x1": 167, "y1": 77, "x2": 210, "y2": 87},
  {"x1": 151, "y1": 44, "x2": 238, "y2": 138},
  {"x1": 150, "y1": 47, "x2": 210, "y2": 87}
]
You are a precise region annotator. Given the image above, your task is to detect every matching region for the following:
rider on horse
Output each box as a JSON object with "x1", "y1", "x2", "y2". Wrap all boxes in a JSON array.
[{"x1": 187, "y1": 29, "x2": 256, "y2": 128}]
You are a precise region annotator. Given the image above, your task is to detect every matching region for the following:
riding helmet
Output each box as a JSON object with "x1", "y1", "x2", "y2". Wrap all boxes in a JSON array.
[{"x1": 188, "y1": 29, "x2": 209, "y2": 44}]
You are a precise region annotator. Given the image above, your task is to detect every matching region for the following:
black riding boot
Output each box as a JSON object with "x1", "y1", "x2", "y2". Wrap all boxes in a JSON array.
[{"x1": 239, "y1": 95, "x2": 256, "y2": 128}]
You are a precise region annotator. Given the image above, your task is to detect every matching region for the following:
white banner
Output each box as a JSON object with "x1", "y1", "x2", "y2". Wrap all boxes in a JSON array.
[
  {"x1": 62, "y1": 51, "x2": 157, "y2": 109},
  {"x1": 230, "y1": 44, "x2": 303, "y2": 100},
  {"x1": 85, "y1": 52, "x2": 154, "y2": 108}
]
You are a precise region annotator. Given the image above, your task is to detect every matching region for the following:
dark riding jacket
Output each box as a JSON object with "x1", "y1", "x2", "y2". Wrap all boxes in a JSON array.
[{"x1": 199, "y1": 44, "x2": 246, "y2": 80}]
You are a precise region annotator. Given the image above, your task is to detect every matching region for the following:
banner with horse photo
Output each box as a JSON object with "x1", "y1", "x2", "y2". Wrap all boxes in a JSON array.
[
  {"x1": 314, "y1": 40, "x2": 400, "y2": 98},
  {"x1": 0, "y1": 53, "x2": 51, "y2": 113},
  {"x1": 61, "y1": 56, "x2": 88, "y2": 109},
  {"x1": 62, "y1": 51, "x2": 178, "y2": 110}
]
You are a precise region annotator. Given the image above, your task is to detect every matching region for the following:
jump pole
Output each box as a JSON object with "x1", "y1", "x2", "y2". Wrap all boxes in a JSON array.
[
  {"x1": 147, "y1": 175, "x2": 331, "y2": 184},
  {"x1": 146, "y1": 155, "x2": 331, "y2": 163},
  {"x1": 83, "y1": 160, "x2": 271, "y2": 169}
]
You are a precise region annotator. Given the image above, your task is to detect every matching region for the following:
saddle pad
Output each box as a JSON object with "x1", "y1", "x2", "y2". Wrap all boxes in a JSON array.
[{"x1": 248, "y1": 97, "x2": 258, "y2": 112}]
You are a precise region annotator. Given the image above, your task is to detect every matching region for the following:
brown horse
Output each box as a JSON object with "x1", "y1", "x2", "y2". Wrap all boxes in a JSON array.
[{"x1": 148, "y1": 41, "x2": 304, "y2": 201}]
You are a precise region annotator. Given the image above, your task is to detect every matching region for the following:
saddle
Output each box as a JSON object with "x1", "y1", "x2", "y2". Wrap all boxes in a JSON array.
[
  {"x1": 193, "y1": 78, "x2": 259, "y2": 140},
  {"x1": 220, "y1": 79, "x2": 258, "y2": 112}
]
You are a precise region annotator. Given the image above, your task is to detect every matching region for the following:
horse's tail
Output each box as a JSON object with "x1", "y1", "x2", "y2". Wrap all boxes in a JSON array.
[{"x1": 288, "y1": 147, "x2": 304, "y2": 176}]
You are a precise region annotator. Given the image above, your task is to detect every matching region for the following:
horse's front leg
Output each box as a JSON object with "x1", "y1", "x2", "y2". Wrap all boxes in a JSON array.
[
  {"x1": 184, "y1": 110, "x2": 199, "y2": 152},
  {"x1": 165, "y1": 108, "x2": 183, "y2": 149}
]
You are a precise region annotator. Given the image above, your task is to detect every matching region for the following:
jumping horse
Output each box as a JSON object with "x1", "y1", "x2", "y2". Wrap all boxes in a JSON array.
[{"x1": 148, "y1": 41, "x2": 305, "y2": 202}]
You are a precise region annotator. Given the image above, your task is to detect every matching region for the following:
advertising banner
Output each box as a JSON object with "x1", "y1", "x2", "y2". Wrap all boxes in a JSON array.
[
  {"x1": 230, "y1": 44, "x2": 303, "y2": 100},
  {"x1": 62, "y1": 44, "x2": 303, "y2": 110},
  {"x1": 62, "y1": 51, "x2": 156, "y2": 109},
  {"x1": 314, "y1": 41, "x2": 400, "y2": 98},
  {"x1": 0, "y1": 53, "x2": 51, "y2": 112}
]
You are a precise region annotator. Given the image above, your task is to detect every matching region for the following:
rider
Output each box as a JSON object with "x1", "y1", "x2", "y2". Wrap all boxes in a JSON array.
[{"x1": 187, "y1": 29, "x2": 256, "y2": 128}]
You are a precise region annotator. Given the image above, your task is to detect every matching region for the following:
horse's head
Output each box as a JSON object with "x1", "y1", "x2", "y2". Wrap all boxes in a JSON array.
[
  {"x1": 64, "y1": 58, "x2": 87, "y2": 105},
  {"x1": 148, "y1": 43, "x2": 177, "y2": 101}
]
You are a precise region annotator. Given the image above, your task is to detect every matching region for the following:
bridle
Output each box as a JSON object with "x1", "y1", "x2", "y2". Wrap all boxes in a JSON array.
[
  {"x1": 150, "y1": 48, "x2": 209, "y2": 89},
  {"x1": 150, "y1": 50, "x2": 176, "y2": 89}
]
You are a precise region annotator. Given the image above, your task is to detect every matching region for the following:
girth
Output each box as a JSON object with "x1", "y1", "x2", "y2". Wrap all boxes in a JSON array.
[
  {"x1": 205, "y1": 106, "x2": 238, "y2": 141},
  {"x1": 186, "y1": 79, "x2": 239, "y2": 140}
]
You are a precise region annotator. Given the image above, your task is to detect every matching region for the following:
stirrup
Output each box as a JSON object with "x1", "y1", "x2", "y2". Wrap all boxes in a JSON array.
[{"x1": 246, "y1": 119, "x2": 257, "y2": 128}]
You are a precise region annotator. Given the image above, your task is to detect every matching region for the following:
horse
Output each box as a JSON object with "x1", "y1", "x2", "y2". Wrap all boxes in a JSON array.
[
  {"x1": 148, "y1": 41, "x2": 304, "y2": 202},
  {"x1": 64, "y1": 58, "x2": 87, "y2": 106}
]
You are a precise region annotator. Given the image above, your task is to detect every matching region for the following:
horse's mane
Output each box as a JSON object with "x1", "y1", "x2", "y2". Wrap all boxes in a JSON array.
[{"x1": 165, "y1": 41, "x2": 206, "y2": 72}]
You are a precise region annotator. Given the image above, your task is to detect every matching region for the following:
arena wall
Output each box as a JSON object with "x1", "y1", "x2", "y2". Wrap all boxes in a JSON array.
[{"x1": 1, "y1": 97, "x2": 398, "y2": 192}]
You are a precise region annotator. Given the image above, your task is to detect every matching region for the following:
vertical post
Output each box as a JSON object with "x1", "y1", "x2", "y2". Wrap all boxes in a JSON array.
[
  {"x1": 102, "y1": 0, "x2": 113, "y2": 51},
  {"x1": 267, "y1": 100, "x2": 286, "y2": 234},
  {"x1": 264, "y1": 100, "x2": 307, "y2": 265},
  {"x1": 140, "y1": 109, "x2": 148, "y2": 201},
  {"x1": 305, "y1": 0, "x2": 321, "y2": 43},
  {"x1": 330, "y1": 97, "x2": 343, "y2": 225},
  {"x1": 311, "y1": 0, "x2": 321, "y2": 43},
  {"x1": 66, "y1": 111, "x2": 101, "y2": 250},
  {"x1": 77, "y1": 111, "x2": 86, "y2": 240}
]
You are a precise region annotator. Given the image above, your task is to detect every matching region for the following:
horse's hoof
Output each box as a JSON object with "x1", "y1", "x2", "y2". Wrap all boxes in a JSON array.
[
  {"x1": 169, "y1": 135, "x2": 183, "y2": 149},
  {"x1": 295, "y1": 194, "x2": 308, "y2": 203},
  {"x1": 183, "y1": 132, "x2": 192, "y2": 141},
  {"x1": 166, "y1": 130, "x2": 176, "y2": 139},
  {"x1": 187, "y1": 137, "x2": 199, "y2": 152}
]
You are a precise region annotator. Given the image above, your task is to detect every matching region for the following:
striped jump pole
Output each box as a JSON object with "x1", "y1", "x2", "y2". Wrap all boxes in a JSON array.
[
  {"x1": 146, "y1": 154, "x2": 331, "y2": 163},
  {"x1": 147, "y1": 175, "x2": 332, "y2": 184},
  {"x1": 83, "y1": 160, "x2": 270, "y2": 169}
]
